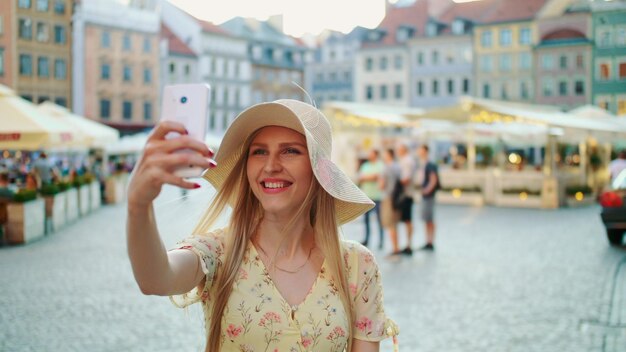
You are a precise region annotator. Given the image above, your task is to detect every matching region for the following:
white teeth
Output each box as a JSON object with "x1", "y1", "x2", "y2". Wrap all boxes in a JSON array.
[{"x1": 264, "y1": 182, "x2": 286, "y2": 189}]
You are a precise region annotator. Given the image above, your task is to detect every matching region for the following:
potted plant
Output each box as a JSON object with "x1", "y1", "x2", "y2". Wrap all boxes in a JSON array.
[
  {"x1": 64, "y1": 179, "x2": 79, "y2": 224},
  {"x1": 6, "y1": 189, "x2": 45, "y2": 244},
  {"x1": 73, "y1": 175, "x2": 91, "y2": 216},
  {"x1": 40, "y1": 182, "x2": 67, "y2": 233},
  {"x1": 497, "y1": 188, "x2": 542, "y2": 208},
  {"x1": 83, "y1": 173, "x2": 101, "y2": 212},
  {"x1": 437, "y1": 186, "x2": 484, "y2": 206}
]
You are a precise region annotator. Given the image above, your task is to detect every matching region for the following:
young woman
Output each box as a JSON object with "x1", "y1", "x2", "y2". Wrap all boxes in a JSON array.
[{"x1": 127, "y1": 99, "x2": 398, "y2": 352}]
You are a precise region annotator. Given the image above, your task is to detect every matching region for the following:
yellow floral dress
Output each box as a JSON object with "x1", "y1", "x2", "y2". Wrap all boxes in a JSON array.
[{"x1": 169, "y1": 228, "x2": 399, "y2": 352}]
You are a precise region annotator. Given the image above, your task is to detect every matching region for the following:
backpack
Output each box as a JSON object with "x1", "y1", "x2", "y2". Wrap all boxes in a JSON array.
[{"x1": 391, "y1": 178, "x2": 405, "y2": 210}]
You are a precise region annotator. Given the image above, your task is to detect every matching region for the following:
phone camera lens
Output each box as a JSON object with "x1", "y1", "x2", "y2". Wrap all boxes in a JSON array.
[{"x1": 180, "y1": 96, "x2": 188, "y2": 104}]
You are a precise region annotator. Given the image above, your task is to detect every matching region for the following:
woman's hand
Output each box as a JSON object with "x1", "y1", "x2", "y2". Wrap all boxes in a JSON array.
[{"x1": 127, "y1": 121, "x2": 215, "y2": 209}]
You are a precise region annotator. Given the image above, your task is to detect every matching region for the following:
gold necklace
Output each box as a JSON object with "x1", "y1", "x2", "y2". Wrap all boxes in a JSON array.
[{"x1": 255, "y1": 241, "x2": 315, "y2": 274}]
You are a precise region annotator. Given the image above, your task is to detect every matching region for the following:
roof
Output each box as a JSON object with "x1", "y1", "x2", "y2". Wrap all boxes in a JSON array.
[
  {"x1": 197, "y1": 18, "x2": 230, "y2": 36},
  {"x1": 364, "y1": 0, "x2": 434, "y2": 47},
  {"x1": 438, "y1": 0, "x2": 500, "y2": 24},
  {"x1": 160, "y1": 23, "x2": 196, "y2": 57},
  {"x1": 478, "y1": 0, "x2": 549, "y2": 24},
  {"x1": 220, "y1": 17, "x2": 301, "y2": 47}
]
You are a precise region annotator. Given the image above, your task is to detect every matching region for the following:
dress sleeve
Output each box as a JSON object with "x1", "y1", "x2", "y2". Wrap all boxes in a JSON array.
[
  {"x1": 344, "y1": 241, "x2": 400, "y2": 345},
  {"x1": 168, "y1": 228, "x2": 226, "y2": 309}
]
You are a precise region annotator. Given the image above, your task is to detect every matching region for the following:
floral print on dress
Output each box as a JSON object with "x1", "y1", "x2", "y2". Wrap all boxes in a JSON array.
[{"x1": 169, "y1": 229, "x2": 399, "y2": 351}]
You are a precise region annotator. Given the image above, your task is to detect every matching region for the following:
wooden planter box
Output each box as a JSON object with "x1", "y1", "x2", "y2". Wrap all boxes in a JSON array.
[
  {"x1": 495, "y1": 193, "x2": 543, "y2": 208},
  {"x1": 566, "y1": 195, "x2": 596, "y2": 207},
  {"x1": 77, "y1": 185, "x2": 90, "y2": 216},
  {"x1": 437, "y1": 191, "x2": 484, "y2": 206},
  {"x1": 105, "y1": 177, "x2": 126, "y2": 204},
  {"x1": 89, "y1": 181, "x2": 101, "y2": 211},
  {"x1": 6, "y1": 198, "x2": 45, "y2": 244},
  {"x1": 65, "y1": 188, "x2": 79, "y2": 223},
  {"x1": 44, "y1": 192, "x2": 67, "y2": 233}
]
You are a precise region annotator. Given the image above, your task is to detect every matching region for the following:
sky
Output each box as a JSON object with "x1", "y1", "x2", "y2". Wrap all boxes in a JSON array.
[{"x1": 167, "y1": 0, "x2": 480, "y2": 37}]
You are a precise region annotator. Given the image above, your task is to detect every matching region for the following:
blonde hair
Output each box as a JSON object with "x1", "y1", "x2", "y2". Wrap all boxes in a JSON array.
[{"x1": 192, "y1": 130, "x2": 355, "y2": 352}]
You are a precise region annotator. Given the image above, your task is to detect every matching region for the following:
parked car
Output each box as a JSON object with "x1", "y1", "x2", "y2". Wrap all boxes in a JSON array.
[{"x1": 599, "y1": 169, "x2": 626, "y2": 245}]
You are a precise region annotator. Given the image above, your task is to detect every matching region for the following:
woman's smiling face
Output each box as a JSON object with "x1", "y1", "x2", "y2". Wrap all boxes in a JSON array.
[{"x1": 246, "y1": 126, "x2": 314, "y2": 218}]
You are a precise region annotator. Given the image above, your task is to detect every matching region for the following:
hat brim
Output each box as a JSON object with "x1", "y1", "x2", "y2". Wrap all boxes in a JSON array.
[{"x1": 202, "y1": 101, "x2": 374, "y2": 225}]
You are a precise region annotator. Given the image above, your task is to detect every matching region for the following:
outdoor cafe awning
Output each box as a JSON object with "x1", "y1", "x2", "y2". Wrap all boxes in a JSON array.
[
  {"x1": 323, "y1": 101, "x2": 423, "y2": 128},
  {"x1": 38, "y1": 101, "x2": 120, "y2": 148},
  {"x1": 0, "y1": 84, "x2": 84, "y2": 151}
]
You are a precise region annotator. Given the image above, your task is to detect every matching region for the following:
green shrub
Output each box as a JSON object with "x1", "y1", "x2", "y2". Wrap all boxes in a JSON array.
[
  {"x1": 72, "y1": 175, "x2": 86, "y2": 188},
  {"x1": 565, "y1": 185, "x2": 593, "y2": 196},
  {"x1": 13, "y1": 189, "x2": 38, "y2": 202},
  {"x1": 502, "y1": 188, "x2": 541, "y2": 196},
  {"x1": 39, "y1": 183, "x2": 60, "y2": 196},
  {"x1": 83, "y1": 173, "x2": 95, "y2": 183},
  {"x1": 440, "y1": 186, "x2": 482, "y2": 193},
  {"x1": 57, "y1": 182, "x2": 71, "y2": 192}
]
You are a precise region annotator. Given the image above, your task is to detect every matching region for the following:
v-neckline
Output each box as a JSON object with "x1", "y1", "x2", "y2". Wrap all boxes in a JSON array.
[{"x1": 249, "y1": 241, "x2": 325, "y2": 312}]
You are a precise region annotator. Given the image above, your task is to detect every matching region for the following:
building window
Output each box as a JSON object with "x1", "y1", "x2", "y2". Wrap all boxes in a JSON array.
[
  {"x1": 54, "y1": 25, "x2": 66, "y2": 44},
  {"x1": 481, "y1": 30, "x2": 492, "y2": 47},
  {"x1": 0, "y1": 48, "x2": 4, "y2": 76},
  {"x1": 36, "y1": 22, "x2": 48, "y2": 42},
  {"x1": 21, "y1": 95, "x2": 33, "y2": 102},
  {"x1": 463, "y1": 78, "x2": 469, "y2": 94},
  {"x1": 394, "y1": 84, "x2": 402, "y2": 99},
  {"x1": 101, "y1": 31, "x2": 110, "y2": 48},
  {"x1": 123, "y1": 65, "x2": 132, "y2": 82},
  {"x1": 54, "y1": 0, "x2": 65, "y2": 14},
  {"x1": 37, "y1": 56, "x2": 49, "y2": 77},
  {"x1": 394, "y1": 55, "x2": 403, "y2": 70},
  {"x1": 19, "y1": 54, "x2": 32, "y2": 76},
  {"x1": 264, "y1": 48, "x2": 273, "y2": 61},
  {"x1": 558, "y1": 81, "x2": 568, "y2": 96},
  {"x1": 480, "y1": 55, "x2": 492, "y2": 72},
  {"x1": 329, "y1": 72, "x2": 337, "y2": 82},
  {"x1": 417, "y1": 81, "x2": 423, "y2": 96},
  {"x1": 143, "y1": 68, "x2": 151, "y2": 84},
  {"x1": 343, "y1": 71, "x2": 351, "y2": 81},
  {"x1": 598, "y1": 61, "x2": 611, "y2": 80},
  {"x1": 520, "y1": 52, "x2": 531, "y2": 70},
  {"x1": 366, "y1": 85, "x2": 373, "y2": 100},
  {"x1": 597, "y1": 27, "x2": 612, "y2": 47},
  {"x1": 37, "y1": 96, "x2": 49, "y2": 104},
  {"x1": 380, "y1": 85, "x2": 387, "y2": 100},
  {"x1": 432, "y1": 50, "x2": 439, "y2": 65},
  {"x1": 499, "y1": 54, "x2": 512, "y2": 72},
  {"x1": 365, "y1": 57, "x2": 373, "y2": 71},
  {"x1": 432, "y1": 80, "x2": 439, "y2": 96},
  {"x1": 101, "y1": 64, "x2": 110, "y2": 80},
  {"x1": 54, "y1": 97, "x2": 66, "y2": 107},
  {"x1": 619, "y1": 98, "x2": 626, "y2": 115},
  {"x1": 619, "y1": 62, "x2": 626, "y2": 79},
  {"x1": 447, "y1": 79, "x2": 454, "y2": 95},
  {"x1": 617, "y1": 26, "x2": 626, "y2": 46},
  {"x1": 417, "y1": 52, "x2": 424, "y2": 65},
  {"x1": 143, "y1": 37, "x2": 151, "y2": 53},
  {"x1": 541, "y1": 54, "x2": 554, "y2": 70},
  {"x1": 542, "y1": 79, "x2": 553, "y2": 97},
  {"x1": 123, "y1": 101, "x2": 132, "y2": 120},
  {"x1": 36, "y1": 0, "x2": 48, "y2": 11},
  {"x1": 123, "y1": 34, "x2": 131, "y2": 51},
  {"x1": 54, "y1": 59, "x2": 66, "y2": 79},
  {"x1": 574, "y1": 80, "x2": 584, "y2": 95},
  {"x1": 18, "y1": 0, "x2": 31, "y2": 9},
  {"x1": 500, "y1": 29, "x2": 512, "y2": 47},
  {"x1": 519, "y1": 28, "x2": 531, "y2": 45},
  {"x1": 184, "y1": 64, "x2": 190, "y2": 77},
  {"x1": 483, "y1": 83, "x2": 490, "y2": 98},
  {"x1": 100, "y1": 99, "x2": 111, "y2": 119},
  {"x1": 597, "y1": 98, "x2": 610, "y2": 111},
  {"x1": 576, "y1": 54, "x2": 584, "y2": 69},
  {"x1": 521, "y1": 81, "x2": 529, "y2": 99},
  {"x1": 501, "y1": 83, "x2": 508, "y2": 100},
  {"x1": 169, "y1": 62, "x2": 175, "y2": 74},
  {"x1": 19, "y1": 18, "x2": 33, "y2": 40},
  {"x1": 143, "y1": 102, "x2": 152, "y2": 121},
  {"x1": 559, "y1": 55, "x2": 567, "y2": 69},
  {"x1": 380, "y1": 56, "x2": 388, "y2": 70}
]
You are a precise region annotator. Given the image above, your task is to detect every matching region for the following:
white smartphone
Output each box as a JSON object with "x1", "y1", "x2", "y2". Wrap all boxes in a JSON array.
[{"x1": 160, "y1": 83, "x2": 211, "y2": 178}]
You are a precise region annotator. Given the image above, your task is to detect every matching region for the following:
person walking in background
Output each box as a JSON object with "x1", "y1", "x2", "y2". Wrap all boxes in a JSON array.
[
  {"x1": 358, "y1": 149, "x2": 385, "y2": 249},
  {"x1": 396, "y1": 143, "x2": 416, "y2": 255},
  {"x1": 609, "y1": 150, "x2": 626, "y2": 183},
  {"x1": 32, "y1": 152, "x2": 57, "y2": 187},
  {"x1": 380, "y1": 148, "x2": 402, "y2": 256},
  {"x1": 417, "y1": 145, "x2": 440, "y2": 251}
]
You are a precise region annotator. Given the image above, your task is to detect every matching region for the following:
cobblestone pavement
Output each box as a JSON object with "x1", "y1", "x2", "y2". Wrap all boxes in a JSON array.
[{"x1": 1, "y1": 185, "x2": 625, "y2": 352}]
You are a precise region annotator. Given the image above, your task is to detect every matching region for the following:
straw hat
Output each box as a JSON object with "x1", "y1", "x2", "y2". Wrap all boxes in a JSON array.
[{"x1": 203, "y1": 99, "x2": 374, "y2": 224}]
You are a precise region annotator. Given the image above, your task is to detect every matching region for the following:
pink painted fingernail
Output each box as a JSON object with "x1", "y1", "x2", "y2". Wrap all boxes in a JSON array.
[
  {"x1": 209, "y1": 160, "x2": 217, "y2": 168},
  {"x1": 207, "y1": 149, "x2": 214, "y2": 157},
  {"x1": 193, "y1": 183, "x2": 201, "y2": 189}
]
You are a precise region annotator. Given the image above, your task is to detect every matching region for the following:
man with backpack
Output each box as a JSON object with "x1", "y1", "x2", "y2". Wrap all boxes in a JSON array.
[{"x1": 417, "y1": 144, "x2": 440, "y2": 250}]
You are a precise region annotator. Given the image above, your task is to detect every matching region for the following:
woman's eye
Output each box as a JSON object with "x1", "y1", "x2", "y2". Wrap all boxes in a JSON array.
[
  {"x1": 250, "y1": 149, "x2": 266, "y2": 155},
  {"x1": 284, "y1": 147, "x2": 301, "y2": 155}
]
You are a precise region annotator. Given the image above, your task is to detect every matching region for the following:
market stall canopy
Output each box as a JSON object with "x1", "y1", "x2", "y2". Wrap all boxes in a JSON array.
[
  {"x1": 38, "y1": 101, "x2": 119, "y2": 148},
  {"x1": 103, "y1": 131, "x2": 222, "y2": 155},
  {"x1": 323, "y1": 101, "x2": 423, "y2": 128},
  {"x1": 0, "y1": 84, "x2": 84, "y2": 150},
  {"x1": 569, "y1": 105, "x2": 615, "y2": 119}
]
